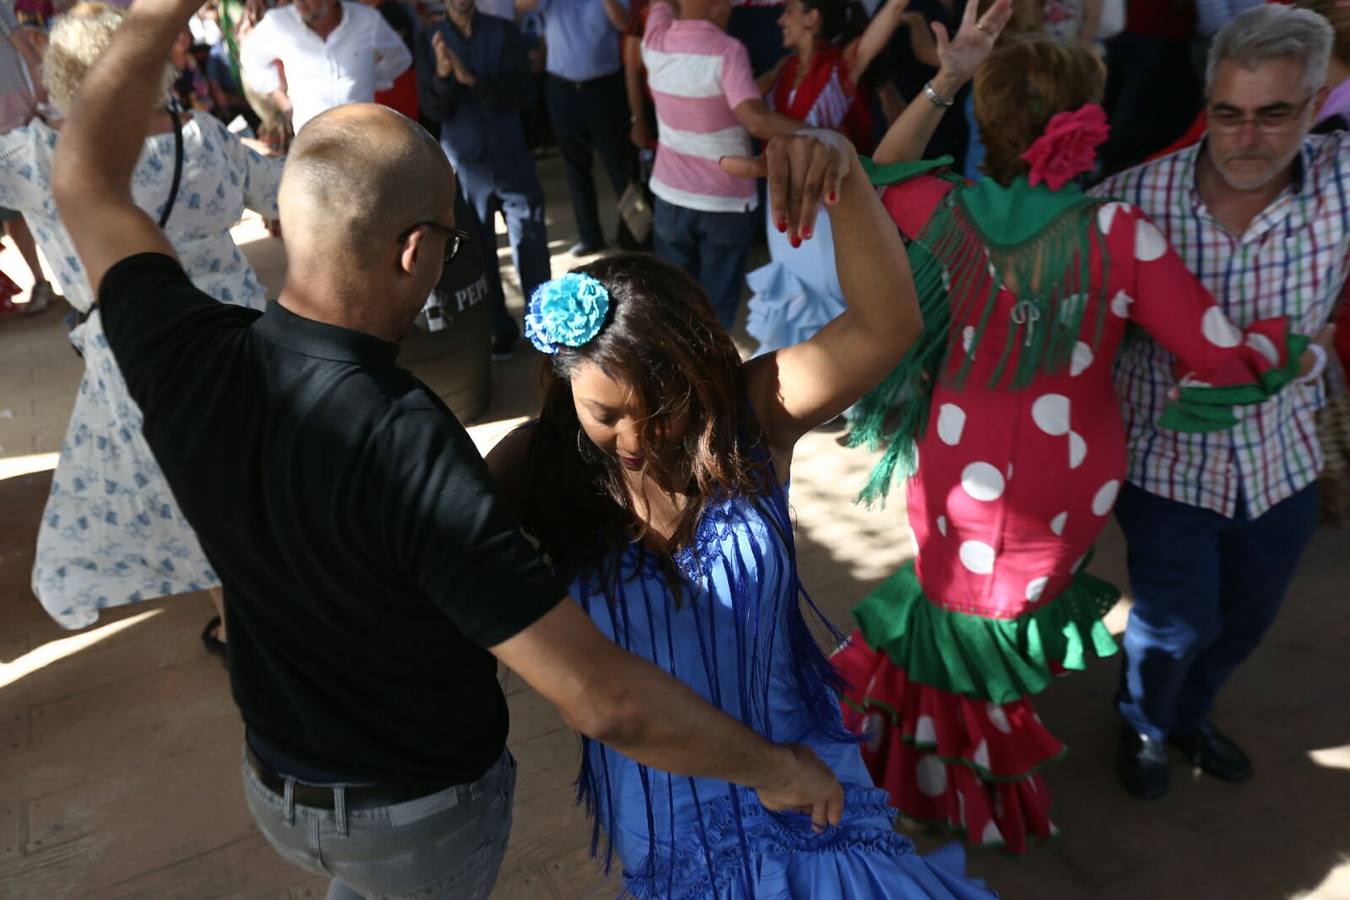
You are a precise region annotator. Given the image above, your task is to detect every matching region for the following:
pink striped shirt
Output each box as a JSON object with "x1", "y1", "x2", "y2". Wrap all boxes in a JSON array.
[{"x1": 642, "y1": 2, "x2": 760, "y2": 213}]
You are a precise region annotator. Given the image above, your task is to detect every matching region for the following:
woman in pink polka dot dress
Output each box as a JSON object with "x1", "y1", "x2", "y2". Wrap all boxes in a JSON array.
[{"x1": 832, "y1": 38, "x2": 1313, "y2": 855}]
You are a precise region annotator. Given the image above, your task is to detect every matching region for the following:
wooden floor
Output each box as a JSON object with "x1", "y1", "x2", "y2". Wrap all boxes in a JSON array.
[{"x1": 2, "y1": 155, "x2": 1349, "y2": 899}]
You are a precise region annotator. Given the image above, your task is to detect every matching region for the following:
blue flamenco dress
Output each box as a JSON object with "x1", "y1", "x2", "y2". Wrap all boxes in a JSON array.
[{"x1": 569, "y1": 476, "x2": 998, "y2": 899}]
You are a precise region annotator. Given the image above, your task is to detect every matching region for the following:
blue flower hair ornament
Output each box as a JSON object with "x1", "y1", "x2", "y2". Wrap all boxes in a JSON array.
[{"x1": 524, "y1": 273, "x2": 611, "y2": 355}]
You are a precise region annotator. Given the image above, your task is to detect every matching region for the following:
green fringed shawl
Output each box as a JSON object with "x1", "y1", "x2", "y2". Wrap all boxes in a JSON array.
[{"x1": 849, "y1": 166, "x2": 1111, "y2": 506}]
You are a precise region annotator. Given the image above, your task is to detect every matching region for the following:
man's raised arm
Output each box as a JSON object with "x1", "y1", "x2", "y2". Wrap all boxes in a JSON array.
[{"x1": 51, "y1": 0, "x2": 193, "y2": 293}]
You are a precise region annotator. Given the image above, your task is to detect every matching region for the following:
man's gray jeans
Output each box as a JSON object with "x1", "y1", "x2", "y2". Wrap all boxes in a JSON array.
[{"x1": 242, "y1": 746, "x2": 516, "y2": 900}]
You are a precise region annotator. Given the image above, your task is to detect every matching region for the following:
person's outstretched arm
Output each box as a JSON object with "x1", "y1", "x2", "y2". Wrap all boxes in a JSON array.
[
  {"x1": 847, "y1": 0, "x2": 911, "y2": 84},
  {"x1": 727, "y1": 131, "x2": 919, "y2": 451},
  {"x1": 51, "y1": 0, "x2": 192, "y2": 290},
  {"x1": 491, "y1": 599, "x2": 844, "y2": 831},
  {"x1": 871, "y1": 0, "x2": 1011, "y2": 165},
  {"x1": 371, "y1": 9, "x2": 413, "y2": 90}
]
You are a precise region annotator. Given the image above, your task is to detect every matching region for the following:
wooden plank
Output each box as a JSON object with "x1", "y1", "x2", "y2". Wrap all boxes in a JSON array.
[
  {"x1": 542, "y1": 847, "x2": 620, "y2": 900},
  {"x1": 96, "y1": 831, "x2": 325, "y2": 900},
  {"x1": 9, "y1": 742, "x2": 254, "y2": 897},
  {"x1": 7, "y1": 654, "x2": 236, "y2": 803},
  {"x1": 489, "y1": 863, "x2": 560, "y2": 900},
  {"x1": 0, "y1": 592, "x2": 220, "y2": 720},
  {"x1": 496, "y1": 784, "x2": 594, "y2": 879},
  {"x1": 504, "y1": 689, "x2": 568, "y2": 747}
]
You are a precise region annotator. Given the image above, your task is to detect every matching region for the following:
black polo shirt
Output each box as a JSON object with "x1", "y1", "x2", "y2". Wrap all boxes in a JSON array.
[{"x1": 99, "y1": 252, "x2": 564, "y2": 785}]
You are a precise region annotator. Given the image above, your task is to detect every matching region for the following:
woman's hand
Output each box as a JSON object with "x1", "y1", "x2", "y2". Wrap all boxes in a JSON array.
[
  {"x1": 929, "y1": 0, "x2": 1013, "y2": 96},
  {"x1": 725, "y1": 129, "x2": 919, "y2": 453},
  {"x1": 721, "y1": 128, "x2": 855, "y2": 245},
  {"x1": 1298, "y1": 324, "x2": 1338, "y2": 380}
]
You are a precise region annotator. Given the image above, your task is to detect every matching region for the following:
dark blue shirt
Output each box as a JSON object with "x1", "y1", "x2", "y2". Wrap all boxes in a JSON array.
[{"x1": 417, "y1": 12, "x2": 534, "y2": 167}]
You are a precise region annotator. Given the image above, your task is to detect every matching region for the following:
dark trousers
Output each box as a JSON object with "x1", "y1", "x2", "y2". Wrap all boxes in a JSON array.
[
  {"x1": 545, "y1": 71, "x2": 633, "y2": 248},
  {"x1": 1113, "y1": 481, "x2": 1319, "y2": 741},
  {"x1": 652, "y1": 197, "x2": 756, "y2": 330},
  {"x1": 454, "y1": 152, "x2": 552, "y2": 338}
]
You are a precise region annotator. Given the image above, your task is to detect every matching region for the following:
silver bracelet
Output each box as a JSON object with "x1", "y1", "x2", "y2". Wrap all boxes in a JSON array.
[{"x1": 923, "y1": 80, "x2": 955, "y2": 109}]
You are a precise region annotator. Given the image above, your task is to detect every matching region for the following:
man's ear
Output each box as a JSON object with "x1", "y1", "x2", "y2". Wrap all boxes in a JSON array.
[
  {"x1": 399, "y1": 226, "x2": 424, "y2": 276},
  {"x1": 1314, "y1": 84, "x2": 1331, "y2": 121}
]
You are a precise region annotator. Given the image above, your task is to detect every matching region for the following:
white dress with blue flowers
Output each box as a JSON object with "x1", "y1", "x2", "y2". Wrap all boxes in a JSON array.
[{"x1": 0, "y1": 111, "x2": 284, "y2": 628}]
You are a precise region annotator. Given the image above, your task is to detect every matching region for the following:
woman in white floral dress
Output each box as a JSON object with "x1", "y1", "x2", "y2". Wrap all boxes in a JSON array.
[{"x1": 0, "y1": 3, "x2": 283, "y2": 639}]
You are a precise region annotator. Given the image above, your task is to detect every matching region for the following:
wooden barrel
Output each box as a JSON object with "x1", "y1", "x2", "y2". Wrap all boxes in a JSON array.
[{"x1": 399, "y1": 192, "x2": 494, "y2": 424}]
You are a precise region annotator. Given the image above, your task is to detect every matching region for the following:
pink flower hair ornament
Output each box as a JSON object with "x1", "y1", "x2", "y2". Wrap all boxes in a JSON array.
[{"x1": 1019, "y1": 103, "x2": 1110, "y2": 191}]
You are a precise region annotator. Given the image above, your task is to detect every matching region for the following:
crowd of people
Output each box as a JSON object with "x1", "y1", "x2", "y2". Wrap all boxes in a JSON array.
[{"x1": 3, "y1": 0, "x2": 1349, "y2": 896}]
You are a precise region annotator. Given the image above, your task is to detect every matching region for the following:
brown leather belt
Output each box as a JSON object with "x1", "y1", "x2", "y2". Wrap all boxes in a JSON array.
[{"x1": 244, "y1": 746, "x2": 454, "y2": 811}]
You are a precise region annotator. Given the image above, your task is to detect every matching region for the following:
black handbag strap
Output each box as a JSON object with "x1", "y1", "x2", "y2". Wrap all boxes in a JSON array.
[
  {"x1": 158, "y1": 103, "x2": 186, "y2": 229},
  {"x1": 70, "y1": 103, "x2": 187, "y2": 346}
]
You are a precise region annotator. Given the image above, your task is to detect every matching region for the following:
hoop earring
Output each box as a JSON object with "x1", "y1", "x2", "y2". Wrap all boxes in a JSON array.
[{"x1": 576, "y1": 427, "x2": 597, "y2": 462}]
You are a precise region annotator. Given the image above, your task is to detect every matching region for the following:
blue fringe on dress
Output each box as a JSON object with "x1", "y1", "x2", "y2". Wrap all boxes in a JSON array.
[{"x1": 569, "y1": 477, "x2": 998, "y2": 899}]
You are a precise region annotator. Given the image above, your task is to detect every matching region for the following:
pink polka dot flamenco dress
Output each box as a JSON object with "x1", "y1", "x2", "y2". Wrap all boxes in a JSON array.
[{"x1": 832, "y1": 116, "x2": 1311, "y2": 856}]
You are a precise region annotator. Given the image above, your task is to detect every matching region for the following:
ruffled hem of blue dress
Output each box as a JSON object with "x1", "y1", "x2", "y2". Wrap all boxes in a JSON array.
[{"x1": 618, "y1": 785, "x2": 996, "y2": 900}]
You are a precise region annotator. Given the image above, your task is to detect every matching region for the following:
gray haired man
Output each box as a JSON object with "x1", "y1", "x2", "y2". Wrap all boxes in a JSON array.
[{"x1": 1095, "y1": 4, "x2": 1342, "y2": 801}]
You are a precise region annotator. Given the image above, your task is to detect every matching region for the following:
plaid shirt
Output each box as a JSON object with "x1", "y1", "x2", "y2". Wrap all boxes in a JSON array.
[{"x1": 1093, "y1": 134, "x2": 1348, "y2": 519}]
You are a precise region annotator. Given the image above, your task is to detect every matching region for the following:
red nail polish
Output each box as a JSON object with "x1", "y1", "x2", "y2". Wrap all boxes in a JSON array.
[
  {"x1": 776, "y1": 218, "x2": 788, "y2": 233},
  {"x1": 827, "y1": 191, "x2": 838, "y2": 204},
  {"x1": 802, "y1": 226, "x2": 813, "y2": 240},
  {"x1": 789, "y1": 234, "x2": 801, "y2": 248}
]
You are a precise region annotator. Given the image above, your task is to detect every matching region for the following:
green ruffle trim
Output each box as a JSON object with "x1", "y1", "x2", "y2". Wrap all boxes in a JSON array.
[
  {"x1": 852, "y1": 560, "x2": 1121, "y2": 706},
  {"x1": 1158, "y1": 333, "x2": 1312, "y2": 433}
]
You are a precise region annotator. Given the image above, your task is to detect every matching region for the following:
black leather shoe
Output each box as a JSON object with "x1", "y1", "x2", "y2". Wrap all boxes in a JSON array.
[
  {"x1": 1118, "y1": 727, "x2": 1170, "y2": 800},
  {"x1": 1169, "y1": 722, "x2": 1253, "y2": 783},
  {"x1": 200, "y1": 615, "x2": 228, "y2": 671}
]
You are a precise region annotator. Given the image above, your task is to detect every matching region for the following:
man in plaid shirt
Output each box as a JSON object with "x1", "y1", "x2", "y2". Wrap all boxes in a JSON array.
[{"x1": 1094, "y1": 5, "x2": 1341, "y2": 801}]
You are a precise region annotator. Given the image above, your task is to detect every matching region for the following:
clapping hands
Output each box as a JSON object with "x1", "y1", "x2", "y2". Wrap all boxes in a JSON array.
[{"x1": 432, "y1": 32, "x2": 476, "y2": 86}]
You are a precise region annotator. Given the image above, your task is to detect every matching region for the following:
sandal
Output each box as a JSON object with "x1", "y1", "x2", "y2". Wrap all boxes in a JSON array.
[{"x1": 201, "y1": 615, "x2": 228, "y2": 669}]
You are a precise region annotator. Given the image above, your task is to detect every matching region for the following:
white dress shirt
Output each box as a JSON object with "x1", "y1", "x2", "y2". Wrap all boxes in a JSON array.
[{"x1": 241, "y1": 1, "x2": 412, "y2": 133}]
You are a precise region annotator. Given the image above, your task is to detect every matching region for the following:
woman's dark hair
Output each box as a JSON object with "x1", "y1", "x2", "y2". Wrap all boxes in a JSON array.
[
  {"x1": 519, "y1": 254, "x2": 773, "y2": 592},
  {"x1": 800, "y1": 0, "x2": 892, "y2": 89},
  {"x1": 802, "y1": 0, "x2": 869, "y2": 47}
]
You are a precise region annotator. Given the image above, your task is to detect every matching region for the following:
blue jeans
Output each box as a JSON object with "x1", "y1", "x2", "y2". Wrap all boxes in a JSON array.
[
  {"x1": 652, "y1": 198, "x2": 757, "y2": 330},
  {"x1": 242, "y1": 747, "x2": 516, "y2": 900},
  {"x1": 454, "y1": 152, "x2": 553, "y2": 340},
  {"x1": 1113, "y1": 482, "x2": 1319, "y2": 741}
]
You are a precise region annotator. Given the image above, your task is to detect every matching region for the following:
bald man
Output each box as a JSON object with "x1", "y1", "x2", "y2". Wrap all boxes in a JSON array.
[{"x1": 52, "y1": 0, "x2": 847, "y2": 896}]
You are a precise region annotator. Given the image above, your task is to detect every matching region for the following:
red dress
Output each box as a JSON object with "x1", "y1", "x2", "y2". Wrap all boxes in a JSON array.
[{"x1": 834, "y1": 172, "x2": 1303, "y2": 854}]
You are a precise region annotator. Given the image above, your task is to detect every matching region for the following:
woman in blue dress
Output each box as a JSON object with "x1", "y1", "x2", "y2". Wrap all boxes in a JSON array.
[{"x1": 486, "y1": 131, "x2": 997, "y2": 898}]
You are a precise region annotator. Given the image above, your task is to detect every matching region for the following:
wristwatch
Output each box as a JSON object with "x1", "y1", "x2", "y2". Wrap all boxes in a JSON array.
[{"x1": 923, "y1": 80, "x2": 955, "y2": 109}]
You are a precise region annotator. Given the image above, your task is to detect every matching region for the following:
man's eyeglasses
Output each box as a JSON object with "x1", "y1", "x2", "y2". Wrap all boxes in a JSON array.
[
  {"x1": 398, "y1": 221, "x2": 471, "y2": 264},
  {"x1": 1208, "y1": 96, "x2": 1312, "y2": 134}
]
